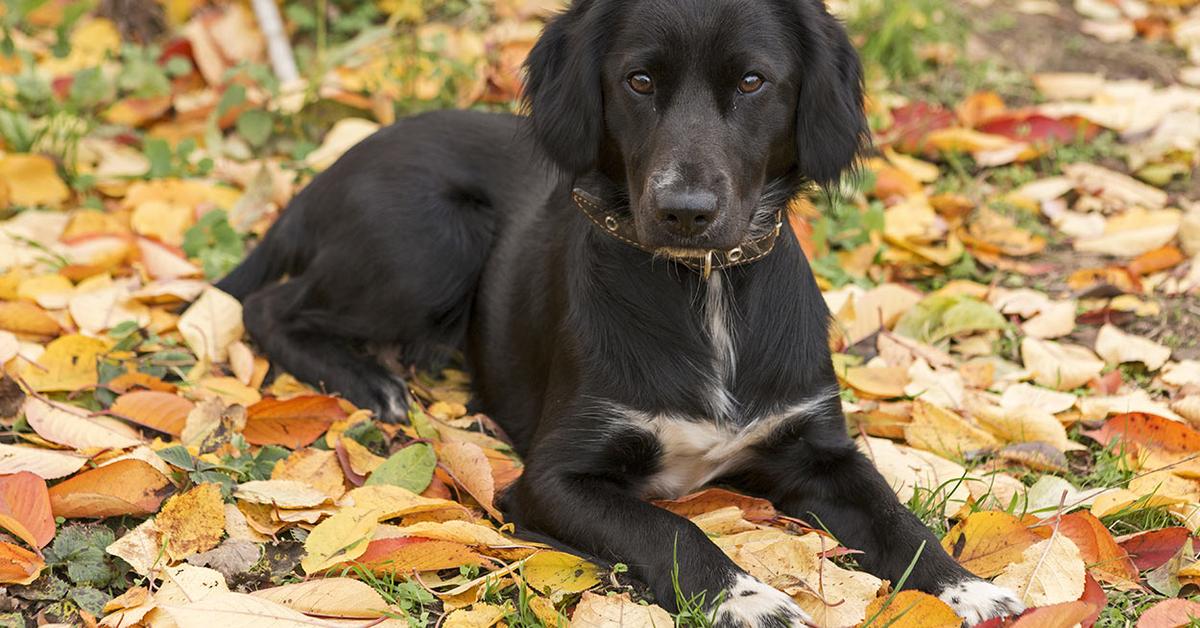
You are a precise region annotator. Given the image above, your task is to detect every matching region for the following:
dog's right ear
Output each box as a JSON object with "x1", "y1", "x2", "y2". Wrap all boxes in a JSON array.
[{"x1": 522, "y1": 1, "x2": 606, "y2": 175}]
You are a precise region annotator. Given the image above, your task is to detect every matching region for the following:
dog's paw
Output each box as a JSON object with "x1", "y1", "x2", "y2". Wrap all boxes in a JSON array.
[
  {"x1": 714, "y1": 574, "x2": 811, "y2": 628},
  {"x1": 938, "y1": 579, "x2": 1025, "y2": 626}
]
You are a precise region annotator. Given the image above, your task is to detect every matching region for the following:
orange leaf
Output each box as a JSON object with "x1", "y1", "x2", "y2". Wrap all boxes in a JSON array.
[
  {"x1": 109, "y1": 390, "x2": 194, "y2": 436},
  {"x1": 0, "y1": 472, "x2": 54, "y2": 548},
  {"x1": 0, "y1": 301, "x2": 61, "y2": 339},
  {"x1": 1050, "y1": 512, "x2": 1139, "y2": 588},
  {"x1": 941, "y1": 511, "x2": 1044, "y2": 578},
  {"x1": 0, "y1": 541, "x2": 43, "y2": 585},
  {"x1": 654, "y1": 488, "x2": 777, "y2": 522},
  {"x1": 439, "y1": 440, "x2": 500, "y2": 520},
  {"x1": 1128, "y1": 245, "x2": 1185, "y2": 276},
  {"x1": 1009, "y1": 601, "x2": 1096, "y2": 628},
  {"x1": 105, "y1": 371, "x2": 177, "y2": 394},
  {"x1": 348, "y1": 537, "x2": 481, "y2": 574},
  {"x1": 243, "y1": 396, "x2": 346, "y2": 448},
  {"x1": 863, "y1": 590, "x2": 959, "y2": 628},
  {"x1": 47, "y1": 459, "x2": 173, "y2": 519}
]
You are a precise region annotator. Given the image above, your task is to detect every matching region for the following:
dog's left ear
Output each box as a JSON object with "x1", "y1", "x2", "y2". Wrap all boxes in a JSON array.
[{"x1": 794, "y1": 9, "x2": 869, "y2": 187}]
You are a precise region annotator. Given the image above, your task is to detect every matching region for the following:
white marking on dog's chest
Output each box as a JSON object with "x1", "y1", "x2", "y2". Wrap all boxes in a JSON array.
[
  {"x1": 702, "y1": 272, "x2": 737, "y2": 419},
  {"x1": 633, "y1": 389, "x2": 838, "y2": 499}
]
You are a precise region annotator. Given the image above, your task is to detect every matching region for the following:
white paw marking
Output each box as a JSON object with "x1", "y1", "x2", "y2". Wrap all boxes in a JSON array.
[
  {"x1": 938, "y1": 579, "x2": 1025, "y2": 626},
  {"x1": 715, "y1": 573, "x2": 811, "y2": 628}
]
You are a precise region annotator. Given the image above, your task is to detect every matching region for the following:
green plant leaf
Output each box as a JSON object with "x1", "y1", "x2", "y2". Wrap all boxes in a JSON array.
[
  {"x1": 236, "y1": 109, "x2": 274, "y2": 147},
  {"x1": 365, "y1": 442, "x2": 437, "y2": 493}
]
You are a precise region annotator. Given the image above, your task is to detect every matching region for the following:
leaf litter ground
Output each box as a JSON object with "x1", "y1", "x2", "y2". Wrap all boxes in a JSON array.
[{"x1": 1, "y1": 0, "x2": 1200, "y2": 626}]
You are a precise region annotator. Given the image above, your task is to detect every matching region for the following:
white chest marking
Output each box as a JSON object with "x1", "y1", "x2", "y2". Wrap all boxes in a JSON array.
[
  {"x1": 703, "y1": 272, "x2": 737, "y2": 420},
  {"x1": 628, "y1": 388, "x2": 839, "y2": 499}
]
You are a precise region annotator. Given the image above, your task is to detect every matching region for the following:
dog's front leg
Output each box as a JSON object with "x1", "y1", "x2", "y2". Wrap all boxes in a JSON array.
[
  {"x1": 503, "y1": 427, "x2": 812, "y2": 627},
  {"x1": 736, "y1": 416, "x2": 1025, "y2": 626}
]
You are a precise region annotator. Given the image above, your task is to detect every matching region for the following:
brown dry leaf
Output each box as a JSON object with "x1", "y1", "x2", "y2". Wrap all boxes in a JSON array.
[
  {"x1": 1095, "y1": 323, "x2": 1172, "y2": 370},
  {"x1": 862, "y1": 590, "x2": 960, "y2": 628},
  {"x1": 841, "y1": 366, "x2": 909, "y2": 399},
  {"x1": 837, "y1": 283, "x2": 924, "y2": 346},
  {"x1": 903, "y1": 399, "x2": 1000, "y2": 459},
  {"x1": 23, "y1": 396, "x2": 143, "y2": 450},
  {"x1": 19, "y1": 334, "x2": 112, "y2": 392},
  {"x1": 156, "y1": 483, "x2": 226, "y2": 561},
  {"x1": 654, "y1": 487, "x2": 777, "y2": 522},
  {"x1": 1052, "y1": 511, "x2": 1140, "y2": 589},
  {"x1": 158, "y1": 591, "x2": 346, "y2": 628},
  {"x1": 1022, "y1": 301, "x2": 1077, "y2": 339},
  {"x1": 859, "y1": 436, "x2": 972, "y2": 517},
  {"x1": 109, "y1": 390, "x2": 193, "y2": 436},
  {"x1": 941, "y1": 511, "x2": 1044, "y2": 578},
  {"x1": 971, "y1": 402, "x2": 1076, "y2": 452},
  {"x1": 48, "y1": 459, "x2": 172, "y2": 519},
  {"x1": 0, "y1": 443, "x2": 87, "y2": 479},
  {"x1": 106, "y1": 519, "x2": 166, "y2": 577},
  {"x1": 271, "y1": 449, "x2": 346, "y2": 500},
  {"x1": 1062, "y1": 163, "x2": 1168, "y2": 210},
  {"x1": 712, "y1": 528, "x2": 824, "y2": 587},
  {"x1": 1021, "y1": 338, "x2": 1106, "y2": 391},
  {"x1": 993, "y1": 533, "x2": 1086, "y2": 607},
  {"x1": 178, "y1": 287, "x2": 244, "y2": 364},
  {"x1": 439, "y1": 440, "x2": 500, "y2": 520},
  {"x1": 568, "y1": 591, "x2": 674, "y2": 628},
  {"x1": 250, "y1": 578, "x2": 391, "y2": 618},
  {"x1": 794, "y1": 559, "x2": 883, "y2": 627},
  {"x1": 244, "y1": 395, "x2": 345, "y2": 448},
  {"x1": 234, "y1": 480, "x2": 331, "y2": 509}
]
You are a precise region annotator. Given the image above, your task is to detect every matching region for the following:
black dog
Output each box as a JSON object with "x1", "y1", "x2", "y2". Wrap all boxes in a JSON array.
[{"x1": 217, "y1": 0, "x2": 1024, "y2": 624}]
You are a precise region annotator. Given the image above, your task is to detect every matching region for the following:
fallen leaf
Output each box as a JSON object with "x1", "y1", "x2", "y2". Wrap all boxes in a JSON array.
[
  {"x1": 0, "y1": 155, "x2": 70, "y2": 208},
  {"x1": 178, "y1": 287, "x2": 244, "y2": 364},
  {"x1": 158, "y1": 591, "x2": 346, "y2": 627},
  {"x1": 1009, "y1": 600, "x2": 1098, "y2": 628},
  {"x1": 348, "y1": 536, "x2": 482, "y2": 575},
  {"x1": 243, "y1": 396, "x2": 345, "y2": 448},
  {"x1": 0, "y1": 444, "x2": 87, "y2": 479},
  {"x1": 1051, "y1": 511, "x2": 1140, "y2": 588},
  {"x1": 235, "y1": 480, "x2": 331, "y2": 509},
  {"x1": 654, "y1": 487, "x2": 777, "y2": 522},
  {"x1": 862, "y1": 590, "x2": 960, "y2": 628},
  {"x1": 48, "y1": 459, "x2": 172, "y2": 519},
  {"x1": 300, "y1": 505, "x2": 382, "y2": 574},
  {"x1": 0, "y1": 541, "x2": 44, "y2": 584},
  {"x1": 942, "y1": 511, "x2": 1043, "y2": 578},
  {"x1": 568, "y1": 591, "x2": 674, "y2": 628},
  {"x1": 439, "y1": 440, "x2": 500, "y2": 520},
  {"x1": 366, "y1": 442, "x2": 436, "y2": 494},
  {"x1": 0, "y1": 472, "x2": 55, "y2": 548},
  {"x1": 108, "y1": 391, "x2": 193, "y2": 436},
  {"x1": 271, "y1": 449, "x2": 346, "y2": 500},
  {"x1": 993, "y1": 533, "x2": 1086, "y2": 607},
  {"x1": 156, "y1": 483, "x2": 226, "y2": 561},
  {"x1": 106, "y1": 519, "x2": 166, "y2": 577},
  {"x1": 19, "y1": 334, "x2": 111, "y2": 392},
  {"x1": 1021, "y1": 338, "x2": 1106, "y2": 391},
  {"x1": 904, "y1": 399, "x2": 1000, "y2": 459},
  {"x1": 24, "y1": 396, "x2": 143, "y2": 450},
  {"x1": 1095, "y1": 324, "x2": 1172, "y2": 370},
  {"x1": 1136, "y1": 598, "x2": 1200, "y2": 628},
  {"x1": 186, "y1": 538, "x2": 262, "y2": 581},
  {"x1": 1118, "y1": 527, "x2": 1191, "y2": 571},
  {"x1": 250, "y1": 578, "x2": 390, "y2": 618},
  {"x1": 524, "y1": 550, "x2": 601, "y2": 600},
  {"x1": 0, "y1": 301, "x2": 60, "y2": 338}
]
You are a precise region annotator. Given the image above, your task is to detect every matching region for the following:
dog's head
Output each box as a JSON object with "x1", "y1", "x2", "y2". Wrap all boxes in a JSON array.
[{"x1": 523, "y1": 0, "x2": 868, "y2": 253}]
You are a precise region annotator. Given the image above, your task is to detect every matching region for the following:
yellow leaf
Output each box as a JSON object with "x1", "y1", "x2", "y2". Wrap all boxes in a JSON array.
[
  {"x1": 841, "y1": 366, "x2": 909, "y2": 399},
  {"x1": 1090, "y1": 488, "x2": 1186, "y2": 519},
  {"x1": 863, "y1": 590, "x2": 960, "y2": 628},
  {"x1": 941, "y1": 511, "x2": 1043, "y2": 578},
  {"x1": 271, "y1": 449, "x2": 346, "y2": 500},
  {"x1": 340, "y1": 484, "x2": 471, "y2": 521},
  {"x1": 235, "y1": 480, "x2": 331, "y2": 509},
  {"x1": 0, "y1": 155, "x2": 69, "y2": 208},
  {"x1": 306, "y1": 119, "x2": 380, "y2": 172},
  {"x1": 443, "y1": 603, "x2": 507, "y2": 628},
  {"x1": 1021, "y1": 338, "x2": 1106, "y2": 391},
  {"x1": 300, "y1": 505, "x2": 382, "y2": 575},
  {"x1": 903, "y1": 399, "x2": 999, "y2": 459},
  {"x1": 16, "y1": 274, "x2": 73, "y2": 309},
  {"x1": 971, "y1": 402, "x2": 1077, "y2": 452},
  {"x1": 342, "y1": 437, "x2": 387, "y2": 476},
  {"x1": 523, "y1": 551, "x2": 600, "y2": 600},
  {"x1": 993, "y1": 534, "x2": 1086, "y2": 607},
  {"x1": 19, "y1": 334, "x2": 111, "y2": 392},
  {"x1": 156, "y1": 483, "x2": 226, "y2": 561}
]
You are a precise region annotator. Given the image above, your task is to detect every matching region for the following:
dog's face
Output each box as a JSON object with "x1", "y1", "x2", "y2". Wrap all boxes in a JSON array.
[{"x1": 523, "y1": 0, "x2": 868, "y2": 252}]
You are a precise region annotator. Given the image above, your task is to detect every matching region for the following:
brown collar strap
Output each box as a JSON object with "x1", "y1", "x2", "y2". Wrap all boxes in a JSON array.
[{"x1": 571, "y1": 187, "x2": 784, "y2": 279}]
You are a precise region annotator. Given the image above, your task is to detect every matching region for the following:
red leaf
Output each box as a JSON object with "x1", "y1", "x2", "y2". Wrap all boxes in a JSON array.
[
  {"x1": 1079, "y1": 573, "x2": 1106, "y2": 628},
  {"x1": 0, "y1": 541, "x2": 44, "y2": 585},
  {"x1": 886, "y1": 102, "x2": 956, "y2": 154},
  {"x1": 1080, "y1": 413, "x2": 1200, "y2": 456},
  {"x1": 1137, "y1": 598, "x2": 1200, "y2": 628},
  {"x1": 1118, "y1": 527, "x2": 1192, "y2": 571},
  {"x1": 1052, "y1": 512, "x2": 1139, "y2": 587},
  {"x1": 978, "y1": 113, "x2": 1098, "y2": 146},
  {"x1": 243, "y1": 396, "x2": 346, "y2": 448}
]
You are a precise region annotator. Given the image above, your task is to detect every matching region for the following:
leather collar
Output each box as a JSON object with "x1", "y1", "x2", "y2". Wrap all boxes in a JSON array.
[{"x1": 571, "y1": 186, "x2": 784, "y2": 279}]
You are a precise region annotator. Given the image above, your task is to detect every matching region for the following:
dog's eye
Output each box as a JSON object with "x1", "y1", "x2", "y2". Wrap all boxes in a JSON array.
[
  {"x1": 738, "y1": 73, "x2": 765, "y2": 94},
  {"x1": 627, "y1": 72, "x2": 655, "y2": 95}
]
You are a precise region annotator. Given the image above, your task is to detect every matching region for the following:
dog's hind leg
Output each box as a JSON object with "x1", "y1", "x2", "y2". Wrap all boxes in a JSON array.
[
  {"x1": 732, "y1": 401, "x2": 1025, "y2": 626},
  {"x1": 242, "y1": 279, "x2": 410, "y2": 421}
]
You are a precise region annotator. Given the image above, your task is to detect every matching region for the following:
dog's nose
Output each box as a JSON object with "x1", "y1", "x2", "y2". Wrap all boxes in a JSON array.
[{"x1": 656, "y1": 191, "x2": 717, "y2": 238}]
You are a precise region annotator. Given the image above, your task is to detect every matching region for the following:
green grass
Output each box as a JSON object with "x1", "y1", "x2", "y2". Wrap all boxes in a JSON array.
[
  {"x1": 845, "y1": 0, "x2": 966, "y2": 83},
  {"x1": 341, "y1": 565, "x2": 436, "y2": 626}
]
